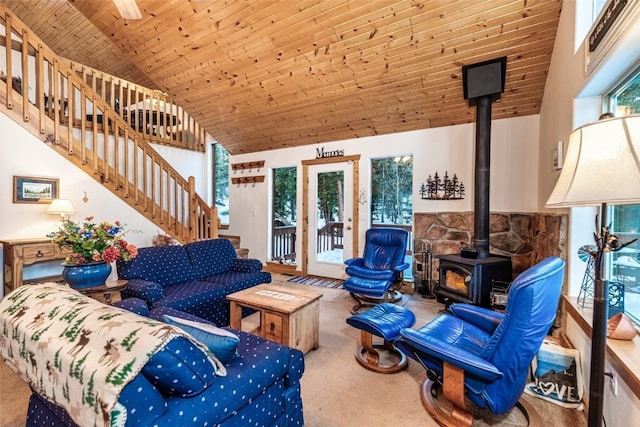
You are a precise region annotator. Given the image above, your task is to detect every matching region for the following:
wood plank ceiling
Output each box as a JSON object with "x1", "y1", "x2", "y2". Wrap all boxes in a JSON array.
[{"x1": 2, "y1": 0, "x2": 562, "y2": 155}]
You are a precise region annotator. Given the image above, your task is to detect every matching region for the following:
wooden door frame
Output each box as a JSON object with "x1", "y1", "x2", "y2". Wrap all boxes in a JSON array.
[{"x1": 301, "y1": 155, "x2": 360, "y2": 277}]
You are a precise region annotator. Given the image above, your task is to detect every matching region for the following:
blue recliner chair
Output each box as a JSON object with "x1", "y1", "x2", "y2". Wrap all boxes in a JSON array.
[
  {"x1": 343, "y1": 227, "x2": 410, "y2": 314},
  {"x1": 395, "y1": 256, "x2": 565, "y2": 426}
]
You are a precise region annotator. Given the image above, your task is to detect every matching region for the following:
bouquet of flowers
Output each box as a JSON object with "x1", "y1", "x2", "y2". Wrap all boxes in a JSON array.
[{"x1": 48, "y1": 217, "x2": 138, "y2": 265}]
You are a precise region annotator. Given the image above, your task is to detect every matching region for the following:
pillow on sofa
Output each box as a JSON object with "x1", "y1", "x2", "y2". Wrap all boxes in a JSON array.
[
  {"x1": 162, "y1": 314, "x2": 240, "y2": 363},
  {"x1": 142, "y1": 336, "x2": 221, "y2": 397},
  {"x1": 163, "y1": 314, "x2": 240, "y2": 363}
]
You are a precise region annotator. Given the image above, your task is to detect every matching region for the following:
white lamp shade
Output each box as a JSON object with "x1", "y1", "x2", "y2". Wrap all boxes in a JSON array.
[
  {"x1": 46, "y1": 199, "x2": 76, "y2": 215},
  {"x1": 546, "y1": 115, "x2": 640, "y2": 207}
]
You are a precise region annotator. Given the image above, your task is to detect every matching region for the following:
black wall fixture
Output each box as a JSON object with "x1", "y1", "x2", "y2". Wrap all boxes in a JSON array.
[{"x1": 462, "y1": 56, "x2": 507, "y2": 106}]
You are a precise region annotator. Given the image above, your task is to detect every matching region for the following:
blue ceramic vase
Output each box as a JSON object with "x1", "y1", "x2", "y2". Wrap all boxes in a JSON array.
[{"x1": 62, "y1": 262, "x2": 112, "y2": 289}]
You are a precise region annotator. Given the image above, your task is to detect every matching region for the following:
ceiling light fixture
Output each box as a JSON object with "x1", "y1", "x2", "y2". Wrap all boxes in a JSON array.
[{"x1": 113, "y1": 0, "x2": 142, "y2": 20}]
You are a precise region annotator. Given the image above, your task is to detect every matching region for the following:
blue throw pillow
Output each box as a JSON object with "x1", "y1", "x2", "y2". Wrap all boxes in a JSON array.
[{"x1": 162, "y1": 314, "x2": 240, "y2": 363}]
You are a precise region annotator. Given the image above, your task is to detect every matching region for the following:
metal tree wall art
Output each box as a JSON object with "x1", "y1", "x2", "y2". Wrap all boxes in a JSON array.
[{"x1": 420, "y1": 171, "x2": 465, "y2": 200}]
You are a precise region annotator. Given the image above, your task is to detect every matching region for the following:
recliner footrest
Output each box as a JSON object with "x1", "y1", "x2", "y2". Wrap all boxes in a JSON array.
[
  {"x1": 347, "y1": 302, "x2": 416, "y2": 341},
  {"x1": 343, "y1": 277, "x2": 392, "y2": 298},
  {"x1": 346, "y1": 303, "x2": 416, "y2": 373}
]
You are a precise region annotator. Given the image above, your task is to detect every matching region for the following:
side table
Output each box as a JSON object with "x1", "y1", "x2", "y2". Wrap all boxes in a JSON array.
[
  {"x1": 76, "y1": 280, "x2": 128, "y2": 304},
  {"x1": 1, "y1": 238, "x2": 72, "y2": 296},
  {"x1": 227, "y1": 284, "x2": 322, "y2": 354}
]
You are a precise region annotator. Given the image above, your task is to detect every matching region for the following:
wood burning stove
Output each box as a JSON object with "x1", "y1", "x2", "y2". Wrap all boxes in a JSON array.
[
  {"x1": 433, "y1": 58, "x2": 513, "y2": 308},
  {"x1": 436, "y1": 254, "x2": 512, "y2": 307}
]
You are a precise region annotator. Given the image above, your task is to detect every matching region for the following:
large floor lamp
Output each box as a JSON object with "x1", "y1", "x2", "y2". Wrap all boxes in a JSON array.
[{"x1": 546, "y1": 114, "x2": 640, "y2": 427}]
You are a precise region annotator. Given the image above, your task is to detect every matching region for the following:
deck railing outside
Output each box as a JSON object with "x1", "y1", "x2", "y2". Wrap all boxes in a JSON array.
[{"x1": 269, "y1": 222, "x2": 413, "y2": 264}]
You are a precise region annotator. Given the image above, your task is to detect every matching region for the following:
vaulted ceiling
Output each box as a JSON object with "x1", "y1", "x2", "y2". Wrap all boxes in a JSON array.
[{"x1": 2, "y1": 0, "x2": 562, "y2": 155}]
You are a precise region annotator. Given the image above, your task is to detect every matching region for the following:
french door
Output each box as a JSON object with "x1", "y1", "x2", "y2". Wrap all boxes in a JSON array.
[{"x1": 302, "y1": 156, "x2": 359, "y2": 279}]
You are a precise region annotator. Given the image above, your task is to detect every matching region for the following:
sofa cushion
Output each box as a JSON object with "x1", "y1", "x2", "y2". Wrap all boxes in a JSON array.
[
  {"x1": 184, "y1": 239, "x2": 237, "y2": 277},
  {"x1": 151, "y1": 281, "x2": 227, "y2": 312},
  {"x1": 162, "y1": 314, "x2": 240, "y2": 363},
  {"x1": 117, "y1": 245, "x2": 195, "y2": 286},
  {"x1": 141, "y1": 336, "x2": 221, "y2": 397},
  {"x1": 119, "y1": 374, "x2": 167, "y2": 425},
  {"x1": 201, "y1": 271, "x2": 272, "y2": 294}
]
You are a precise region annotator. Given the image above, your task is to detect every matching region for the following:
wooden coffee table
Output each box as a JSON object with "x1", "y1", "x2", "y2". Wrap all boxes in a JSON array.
[{"x1": 227, "y1": 284, "x2": 322, "y2": 354}]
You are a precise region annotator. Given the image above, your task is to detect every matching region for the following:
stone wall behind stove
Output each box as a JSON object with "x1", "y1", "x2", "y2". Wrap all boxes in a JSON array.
[{"x1": 413, "y1": 211, "x2": 568, "y2": 278}]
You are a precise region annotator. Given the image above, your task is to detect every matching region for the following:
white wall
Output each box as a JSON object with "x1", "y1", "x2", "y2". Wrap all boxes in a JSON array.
[
  {"x1": 228, "y1": 114, "x2": 540, "y2": 262},
  {"x1": 150, "y1": 142, "x2": 210, "y2": 200},
  {"x1": 0, "y1": 112, "x2": 175, "y2": 293}
]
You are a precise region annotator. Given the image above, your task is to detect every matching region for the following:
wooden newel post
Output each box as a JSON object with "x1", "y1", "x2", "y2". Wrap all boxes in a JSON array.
[
  {"x1": 188, "y1": 176, "x2": 197, "y2": 242},
  {"x1": 210, "y1": 205, "x2": 219, "y2": 239}
]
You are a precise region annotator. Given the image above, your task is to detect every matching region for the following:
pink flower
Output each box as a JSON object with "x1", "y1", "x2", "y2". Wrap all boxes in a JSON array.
[
  {"x1": 102, "y1": 246, "x2": 121, "y2": 263},
  {"x1": 49, "y1": 218, "x2": 139, "y2": 265},
  {"x1": 126, "y1": 244, "x2": 138, "y2": 259}
]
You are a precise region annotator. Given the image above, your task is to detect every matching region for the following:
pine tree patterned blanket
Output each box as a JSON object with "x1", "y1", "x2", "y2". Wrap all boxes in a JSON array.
[{"x1": 0, "y1": 283, "x2": 221, "y2": 427}]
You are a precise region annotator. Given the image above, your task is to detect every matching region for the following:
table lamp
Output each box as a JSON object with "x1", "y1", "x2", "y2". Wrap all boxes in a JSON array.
[
  {"x1": 46, "y1": 199, "x2": 76, "y2": 221},
  {"x1": 546, "y1": 114, "x2": 640, "y2": 426}
]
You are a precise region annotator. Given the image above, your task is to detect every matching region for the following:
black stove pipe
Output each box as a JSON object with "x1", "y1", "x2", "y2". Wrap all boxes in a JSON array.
[{"x1": 473, "y1": 96, "x2": 492, "y2": 259}]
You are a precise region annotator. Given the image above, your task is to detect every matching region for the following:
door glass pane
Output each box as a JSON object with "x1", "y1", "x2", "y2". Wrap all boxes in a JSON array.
[
  {"x1": 271, "y1": 167, "x2": 297, "y2": 264},
  {"x1": 316, "y1": 171, "x2": 344, "y2": 264}
]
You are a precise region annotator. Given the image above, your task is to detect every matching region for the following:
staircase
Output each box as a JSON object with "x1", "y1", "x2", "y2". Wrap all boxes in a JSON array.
[
  {"x1": 0, "y1": 6, "x2": 217, "y2": 243},
  {"x1": 63, "y1": 61, "x2": 209, "y2": 153}
]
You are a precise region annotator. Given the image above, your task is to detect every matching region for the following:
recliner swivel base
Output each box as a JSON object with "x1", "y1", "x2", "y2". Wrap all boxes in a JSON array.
[
  {"x1": 354, "y1": 330, "x2": 408, "y2": 374},
  {"x1": 347, "y1": 289, "x2": 402, "y2": 314},
  {"x1": 420, "y1": 375, "x2": 544, "y2": 427}
]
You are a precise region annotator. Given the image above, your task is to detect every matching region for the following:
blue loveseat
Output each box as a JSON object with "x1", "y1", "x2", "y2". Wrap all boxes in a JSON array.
[
  {"x1": 18, "y1": 294, "x2": 305, "y2": 427},
  {"x1": 117, "y1": 238, "x2": 271, "y2": 325}
]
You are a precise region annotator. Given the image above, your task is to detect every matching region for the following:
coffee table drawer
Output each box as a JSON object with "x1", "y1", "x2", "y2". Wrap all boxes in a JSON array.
[{"x1": 263, "y1": 311, "x2": 283, "y2": 342}]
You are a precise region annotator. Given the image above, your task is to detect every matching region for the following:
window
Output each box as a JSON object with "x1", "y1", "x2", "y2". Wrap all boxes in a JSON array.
[
  {"x1": 371, "y1": 156, "x2": 413, "y2": 280},
  {"x1": 605, "y1": 64, "x2": 640, "y2": 325},
  {"x1": 271, "y1": 167, "x2": 297, "y2": 263},
  {"x1": 213, "y1": 143, "x2": 230, "y2": 226},
  {"x1": 371, "y1": 156, "x2": 413, "y2": 226}
]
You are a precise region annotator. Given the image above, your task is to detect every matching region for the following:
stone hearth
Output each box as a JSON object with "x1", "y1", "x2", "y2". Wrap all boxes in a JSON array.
[{"x1": 414, "y1": 211, "x2": 568, "y2": 278}]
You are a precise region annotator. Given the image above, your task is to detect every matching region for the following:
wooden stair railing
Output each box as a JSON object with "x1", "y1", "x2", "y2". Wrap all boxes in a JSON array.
[
  {"x1": 64, "y1": 61, "x2": 207, "y2": 152},
  {"x1": 0, "y1": 7, "x2": 217, "y2": 243}
]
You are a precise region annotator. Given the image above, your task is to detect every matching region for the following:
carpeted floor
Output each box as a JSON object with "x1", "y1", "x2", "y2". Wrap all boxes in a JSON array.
[
  {"x1": 287, "y1": 274, "x2": 343, "y2": 288},
  {"x1": 0, "y1": 275, "x2": 586, "y2": 426}
]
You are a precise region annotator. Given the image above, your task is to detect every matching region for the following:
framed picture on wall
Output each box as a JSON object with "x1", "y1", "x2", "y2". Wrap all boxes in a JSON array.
[{"x1": 13, "y1": 176, "x2": 59, "y2": 204}]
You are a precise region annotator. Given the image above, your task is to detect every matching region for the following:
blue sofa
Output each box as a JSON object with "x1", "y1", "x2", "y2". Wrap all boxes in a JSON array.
[
  {"x1": 117, "y1": 239, "x2": 271, "y2": 325},
  {"x1": 24, "y1": 299, "x2": 305, "y2": 427}
]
